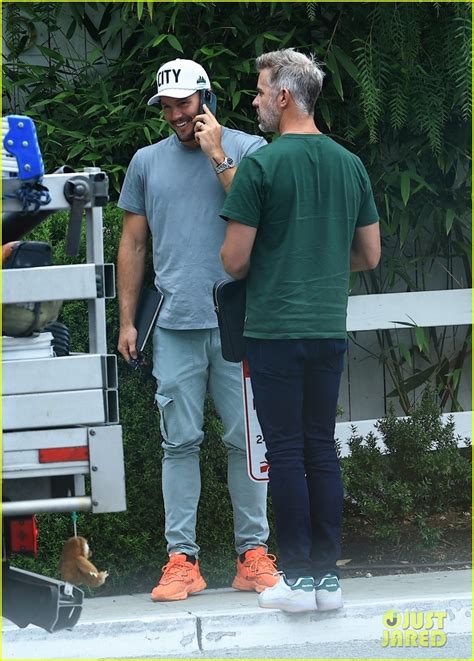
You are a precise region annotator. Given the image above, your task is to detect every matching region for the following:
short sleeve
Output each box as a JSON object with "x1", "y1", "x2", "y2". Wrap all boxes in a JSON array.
[
  {"x1": 220, "y1": 156, "x2": 265, "y2": 228},
  {"x1": 117, "y1": 151, "x2": 146, "y2": 216},
  {"x1": 356, "y1": 165, "x2": 379, "y2": 228},
  {"x1": 241, "y1": 136, "x2": 267, "y2": 158}
]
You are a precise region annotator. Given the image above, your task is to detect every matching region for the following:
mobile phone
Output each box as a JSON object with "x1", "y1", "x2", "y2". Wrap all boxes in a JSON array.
[
  {"x1": 199, "y1": 89, "x2": 217, "y2": 116},
  {"x1": 127, "y1": 354, "x2": 144, "y2": 370}
]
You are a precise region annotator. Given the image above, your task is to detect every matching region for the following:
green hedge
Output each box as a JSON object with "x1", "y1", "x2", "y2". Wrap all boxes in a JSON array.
[{"x1": 342, "y1": 387, "x2": 472, "y2": 546}]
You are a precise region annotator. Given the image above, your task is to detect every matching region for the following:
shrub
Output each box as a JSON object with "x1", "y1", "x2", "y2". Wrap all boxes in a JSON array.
[{"x1": 342, "y1": 387, "x2": 472, "y2": 545}]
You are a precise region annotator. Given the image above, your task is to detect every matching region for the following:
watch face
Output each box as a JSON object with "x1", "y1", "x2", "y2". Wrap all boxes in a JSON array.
[{"x1": 216, "y1": 157, "x2": 235, "y2": 174}]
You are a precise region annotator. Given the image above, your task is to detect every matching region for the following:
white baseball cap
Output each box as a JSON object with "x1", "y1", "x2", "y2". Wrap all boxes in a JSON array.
[{"x1": 148, "y1": 58, "x2": 211, "y2": 105}]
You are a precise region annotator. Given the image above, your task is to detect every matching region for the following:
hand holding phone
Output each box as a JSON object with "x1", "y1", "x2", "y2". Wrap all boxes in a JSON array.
[
  {"x1": 199, "y1": 89, "x2": 217, "y2": 116},
  {"x1": 127, "y1": 354, "x2": 144, "y2": 370},
  {"x1": 194, "y1": 91, "x2": 224, "y2": 161}
]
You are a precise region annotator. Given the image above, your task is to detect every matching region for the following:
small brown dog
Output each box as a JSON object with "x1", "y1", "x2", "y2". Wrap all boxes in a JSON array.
[{"x1": 59, "y1": 536, "x2": 109, "y2": 587}]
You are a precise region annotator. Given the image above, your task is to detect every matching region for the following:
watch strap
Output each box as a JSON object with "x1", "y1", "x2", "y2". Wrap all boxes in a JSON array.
[{"x1": 215, "y1": 156, "x2": 235, "y2": 175}]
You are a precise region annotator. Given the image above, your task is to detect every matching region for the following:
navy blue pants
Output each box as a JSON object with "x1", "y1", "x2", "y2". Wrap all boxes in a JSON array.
[{"x1": 246, "y1": 338, "x2": 346, "y2": 580}]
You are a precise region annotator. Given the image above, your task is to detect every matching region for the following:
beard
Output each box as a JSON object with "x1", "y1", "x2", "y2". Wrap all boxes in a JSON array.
[
  {"x1": 168, "y1": 115, "x2": 199, "y2": 145},
  {"x1": 173, "y1": 125, "x2": 196, "y2": 144},
  {"x1": 257, "y1": 100, "x2": 281, "y2": 133}
]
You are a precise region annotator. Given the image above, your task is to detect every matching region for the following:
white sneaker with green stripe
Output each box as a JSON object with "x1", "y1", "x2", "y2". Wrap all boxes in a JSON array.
[
  {"x1": 315, "y1": 573, "x2": 343, "y2": 611},
  {"x1": 258, "y1": 574, "x2": 316, "y2": 613}
]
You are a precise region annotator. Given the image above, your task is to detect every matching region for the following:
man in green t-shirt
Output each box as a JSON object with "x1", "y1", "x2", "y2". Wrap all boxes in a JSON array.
[{"x1": 220, "y1": 48, "x2": 380, "y2": 613}]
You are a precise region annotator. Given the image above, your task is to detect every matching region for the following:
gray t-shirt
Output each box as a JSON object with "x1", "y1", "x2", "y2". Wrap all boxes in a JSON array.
[{"x1": 118, "y1": 128, "x2": 266, "y2": 329}]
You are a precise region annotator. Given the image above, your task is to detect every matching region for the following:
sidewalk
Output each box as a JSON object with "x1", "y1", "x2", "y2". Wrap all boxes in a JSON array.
[{"x1": 2, "y1": 569, "x2": 471, "y2": 659}]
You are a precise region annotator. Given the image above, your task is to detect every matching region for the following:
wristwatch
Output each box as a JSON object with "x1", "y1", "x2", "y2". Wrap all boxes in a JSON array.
[{"x1": 215, "y1": 156, "x2": 235, "y2": 175}]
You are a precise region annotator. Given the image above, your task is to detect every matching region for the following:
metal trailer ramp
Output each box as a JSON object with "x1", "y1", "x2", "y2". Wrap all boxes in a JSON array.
[{"x1": 3, "y1": 564, "x2": 84, "y2": 633}]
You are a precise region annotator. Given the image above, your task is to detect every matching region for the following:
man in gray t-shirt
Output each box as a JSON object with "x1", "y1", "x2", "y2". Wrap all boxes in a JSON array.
[{"x1": 117, "y1": 58, "x2": 276, "y2": 602}]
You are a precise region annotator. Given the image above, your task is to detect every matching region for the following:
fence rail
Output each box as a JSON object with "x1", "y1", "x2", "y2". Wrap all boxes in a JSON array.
[{"x1": 336, "y1": 288, "x2": 472, "y2": 456}]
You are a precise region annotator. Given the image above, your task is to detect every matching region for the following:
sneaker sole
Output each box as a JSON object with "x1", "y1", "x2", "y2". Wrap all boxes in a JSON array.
[
  {"x1": 232, "y1": 576, "x2": 277, "y2": 593},
  {"x1": 316, "y1": 588, "x2": 343, "y2": 611},
  {"x1": 151, "y1": 577, "x2": 207, "y2": 602},
  {"x1": 258, "y1": 596, "x2": 316, "y2": 613}
]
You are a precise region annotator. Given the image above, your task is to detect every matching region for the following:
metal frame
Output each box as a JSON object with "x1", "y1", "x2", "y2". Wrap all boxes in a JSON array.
[
  {"x1": 2, "y1": 172, "x2": 104, "y2": 212},
  {"x1": 3, "y1": 354, "x2": 117, "y2": 395},
  {"x1": 2, "y1": 167, "x2": 126, "y2": 515}
]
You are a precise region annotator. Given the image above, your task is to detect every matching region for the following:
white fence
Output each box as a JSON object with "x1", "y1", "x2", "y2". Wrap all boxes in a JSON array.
[
  {"x1": 336, "y1": 288, "x2": 472, "y2": 456},
  {"x1": 246, "y1": 288, "x2": 471, "y2": 479}
]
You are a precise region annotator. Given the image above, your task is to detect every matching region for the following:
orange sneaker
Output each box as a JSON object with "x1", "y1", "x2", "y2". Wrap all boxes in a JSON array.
[
  {"x1": 151, "y1": 554, "x2": 207, "y2": 602},
  {"x1": 232, "y1": 546, "x2": 278, "y2": 593}
]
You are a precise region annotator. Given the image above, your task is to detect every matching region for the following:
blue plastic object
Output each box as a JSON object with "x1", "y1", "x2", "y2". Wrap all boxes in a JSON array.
[{"x1": 3, "y1": 115, "x2": 44, "y2": 180}]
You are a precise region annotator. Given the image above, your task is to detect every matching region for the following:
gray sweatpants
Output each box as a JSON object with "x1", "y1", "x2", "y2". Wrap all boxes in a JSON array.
[{"x1": 152, "y1": 326, "x2": 269, "y2": 557}]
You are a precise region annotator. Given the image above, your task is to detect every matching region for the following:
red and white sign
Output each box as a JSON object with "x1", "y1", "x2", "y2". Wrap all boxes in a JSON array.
[{"x1": 242, "y1": 359, "x2": 269, "y2": 482}]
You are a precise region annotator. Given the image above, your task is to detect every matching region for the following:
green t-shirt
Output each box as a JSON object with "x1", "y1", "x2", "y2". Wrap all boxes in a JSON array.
[{"x1": 220, "y1": 134, "x2": 379, "y2": 339}]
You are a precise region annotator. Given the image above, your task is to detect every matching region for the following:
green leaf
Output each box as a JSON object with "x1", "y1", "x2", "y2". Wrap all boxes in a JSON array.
[
  {"x1": 255, "y1": 35, "x2": 264, "y2": 56},
  {"x1": 262, "y1": 32, "x2": 282, "y2": 43},
  {"x1": 137, "y1": 1, "x2": 144, "y2": 20},
  {"x1": 383, "y1": 193, "x2": 391, "y2": 222},
  {"x1": 63, "y1": 130, "x2": 87, "y2": 139},
  {"x1": 326, "y1": 51, "x2": 343, "y2": 100},
  {"x1": 332, "y1": 45, "x2": 359, "y2": 82},
  {"x1": 81, "y1": 10, "x2": 102, "y2": 44},
  {"x1": 83, "y1": 104, "x2": 104, "y2": 117},
  {"x1": 386, "y1": 364, "x2": 438, "y2": 397},
  {"x1": 235, "y1": 60, "x2": 251, "y2": 74},
  {"x1": 167, "y1": 34, "x2": 184, "y2": 53},
  {"x1": 280, "y1": 27, "x2": 296, "y2": 47},
  {"x1": 98, "y1": 6, "x2": 113, "y2": 33},
  {"x1": 82, "y1": 152, "x2": 102, "y2": 161},
  {"x1": 319, "y1": 99, "x2": 332, "y2": 130},
  {"x1": 400, "y1": 172, "x2": 410, "y2": 206},
  {"x1": 230, "y1": 14, "x2": 249, "y2": 36},
  {"x1": 445, "y1": 209, "x2": 456, "y2": 235},
  {"x1": 399, "y1": 343, "x2": 413, "y2": 368},
  {"x1": 37, "y1": 45, "x2": 64, "y2": 63},
  {"x1": 169, "y1": 6, "x2": 180, "y2": 30},
  {"x1": 405, "y1": 171, "x2": 437, "y2": 194},
  {"x1": 415, "y1": 327, "x2": 429, "y2": 354},
  {"x1": 448, "y1": 368, "x2": 462, "y2": 391},
  {"x1": 199, "y1": 46, "x2": 215, "y2": 57},
  {"x1": 67, "y1": 144, "x2": 85, "y2": 159},
  {"x1": 232, "y1": 91, "x2": 241, "y2": 109},
  {"x1": 87, "y1": 48, "x2": 102, "y2": 65},
  {"x1": 151, "y1": 34, "x2": 168, "y2": 48},
  {"x1": 108, "y1": 105, "x2": 127, "y2": 116},
  {"x1": 399, "y1": 212, "x2": 409, "y2": 247},
  {"x1": 66, "y1": 20, "x2": 77, "y2": 41},
  {"x1": 30, "y1": 99, "x2": 56, "y2": 108},
  {"x1": 63, "y1": 103, "x2": 79, "y2": 115}
]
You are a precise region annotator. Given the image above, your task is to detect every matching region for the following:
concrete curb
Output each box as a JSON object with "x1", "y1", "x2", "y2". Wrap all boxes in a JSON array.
[
  {"x1": 3, "y1": 571, "x2": 472, "y2": 659},
  {"x1": 199, "y1": 595, "x2": 471, "y2": 654},
  {"x1": 4, "y1": 613, "x2": 200, "y2": 658}
]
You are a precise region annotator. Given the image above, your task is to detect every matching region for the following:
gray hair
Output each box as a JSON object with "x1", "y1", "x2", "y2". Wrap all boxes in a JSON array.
[{"x1": 256, "y1": 48, "x2": 325, "y2": 114}]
